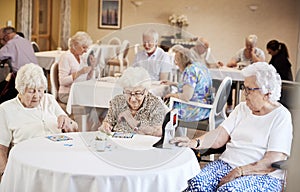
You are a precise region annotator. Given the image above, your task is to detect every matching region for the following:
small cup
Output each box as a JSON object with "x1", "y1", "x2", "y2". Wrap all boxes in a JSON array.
[{"x1": 95, "y1": 140, "x2": 107, "y2": 152}]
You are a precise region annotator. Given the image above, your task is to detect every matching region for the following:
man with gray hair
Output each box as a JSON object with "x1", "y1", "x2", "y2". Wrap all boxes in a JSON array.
[
  {"x1": 132, "y1": 29, "x2": 172, "y2": 81},
  {"x1": 221, "y1": 34, "x2": 265, "y2": 68},
  {"x1": 219, "y1": 34, "x2": 265, "y2": 113},
  {"x1": 190, "y1": 36, "x2": 218, "y2": 68}
]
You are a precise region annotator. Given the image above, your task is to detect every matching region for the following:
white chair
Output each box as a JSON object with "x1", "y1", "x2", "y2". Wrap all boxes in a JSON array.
[
  {"x1": 169, "y1": 77, "x2": 232, "y2": 160},
  {"x1": 169, "y1": 77, "x2": 232, "y2": 132},
  {"x1": 50, "y1": 62, "x2": 67, "y2": 111},
  {"x1": 134, "y1": 43, "x2": 141, "y2": 55},
  {"x1": 50, "y1": 62, "x2": 89, "y2": 131},
  {"x1": 108, "y1": 37, "x2": 121, "y2": 45},
  {"x1": 31, "y1": 41, "x2": 40, "y2": 52},
  {"x1": 106, "y1": 40, "x2": 130, "y2": 75}
]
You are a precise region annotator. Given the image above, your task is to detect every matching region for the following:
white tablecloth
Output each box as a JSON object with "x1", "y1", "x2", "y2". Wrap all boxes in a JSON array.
[
  {"x1": 35, "y1": 50, "x2": 65, "y2": 70},
  {"x1": 1, "y1": 132, "x2": 200, "y2": 192},
  {"x1": 209, "y1": 67, "x2": 244, "y2": 106},
  {"x1": 209, "y1": 67, "x2": 244, "y2": 81},
  {"x1": 66, "y1": 78, "x2": 170, "y2": 114}
]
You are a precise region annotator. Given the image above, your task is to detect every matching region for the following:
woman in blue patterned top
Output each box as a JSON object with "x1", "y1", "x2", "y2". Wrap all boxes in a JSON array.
[{"x1": 162, "y1": 45, "x2": 213, "y2": 121}]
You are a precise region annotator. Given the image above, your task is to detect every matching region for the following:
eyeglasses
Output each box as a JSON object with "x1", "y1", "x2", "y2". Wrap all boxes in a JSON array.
[
  {"x1": 241, "y1": 84, "x2": 261, "y2": 95},
  {"x1": 123, "y1": 89, "x2": 146, "y2": 99}
]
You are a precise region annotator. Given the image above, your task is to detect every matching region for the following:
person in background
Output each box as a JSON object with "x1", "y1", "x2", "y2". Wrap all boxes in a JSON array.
[
  {"x1": 16, "y1": 32, "x2": 25, "y2": 38},
  {"x1": 171, "y1": 62, "x2": 292, "y2": 192},
  {"x1": 58, "y1": 31, "x2": 95, "y2": 103},
  {"x1": 0, "y1": 63, "x2": 78, "y2": 180},
  {"x1": 0, "y1": 26, "x2": 37, "y2": 72},
  {"x1": 162, "y1": 45, "x2": 213, "y2": 122},
  {"x1": 99, "y1": 67, "x2": 167, "y2": 137},
  {"x1": 132, "y1": 29, "x2": 172, "y2": 81},
  {"x1": 218, "y1": 34, "x2": 265, "y2": 113},
  {"x1": 190, "y1": 37, "x2": 218, "y2": 68},
  {"x1": 267, "y1": 39, "x2": 293, "y2": 81},
  {"x1": 0, "y1": 26, "x2": 38, "y2": 103}
]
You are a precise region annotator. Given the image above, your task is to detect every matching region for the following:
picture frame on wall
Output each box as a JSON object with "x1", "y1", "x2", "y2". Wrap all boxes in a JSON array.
[{"x1": 98, "y1": 0, "x2": 122, "y2": 29}]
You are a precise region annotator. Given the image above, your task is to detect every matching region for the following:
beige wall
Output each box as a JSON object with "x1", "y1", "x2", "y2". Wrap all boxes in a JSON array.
[
  {"x1": 0, "y1": 0, "x2": 299, "y2": 75},
  {"x1": 0, "y1": 0, "x2": 16, "y2": 27},
  {"x1": 87, "y1": 0, "x2": 300, "y2": 77}
]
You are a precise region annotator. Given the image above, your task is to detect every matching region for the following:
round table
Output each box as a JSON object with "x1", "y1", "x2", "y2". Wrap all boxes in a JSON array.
[{"x1": 1, "y1": 132, "x2": 200, "y2": 192}]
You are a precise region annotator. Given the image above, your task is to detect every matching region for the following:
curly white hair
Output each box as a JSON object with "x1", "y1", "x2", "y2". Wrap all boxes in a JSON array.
[
  {"x1": 15, "y1": 63, "x2": 47, "y2": 95},
  {"x1": 118, "y1": 67, "x2": 151, "y2": 90},
  {"x1": 242, "y1": 62, "x2": 282, "y2": 102}
]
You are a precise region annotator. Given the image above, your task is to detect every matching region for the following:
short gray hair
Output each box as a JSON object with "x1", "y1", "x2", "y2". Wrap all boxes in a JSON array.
[
  {"x1": 143, "y1": 29, "x2": 159, "y2": 44},
  {"x1": 15, "y1": 63, "x2": 47, "y2": 95},
  {"x1": 246, "y1": 34, "x2": 258, "y2": 46},
  {"x1": 118, "y1": 67, "x2": 151, "y2": 89},
  {"x1": 242, "y1": 62, "x2": 281, "y2": 102},
  {"x1": 68, "y1": 31, "x2": 93, "y2": 49}
]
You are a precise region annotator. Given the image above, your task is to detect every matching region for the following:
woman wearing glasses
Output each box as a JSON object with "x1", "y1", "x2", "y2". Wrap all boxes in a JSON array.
[
  {"x1": 171, "y1": 62, "x2": 293, "y2": 192},
  {"x1": 99, "y1": 67, "x2": 167, "y2": 136}
]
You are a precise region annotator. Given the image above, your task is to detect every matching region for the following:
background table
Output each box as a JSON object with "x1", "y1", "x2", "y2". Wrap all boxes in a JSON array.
[
  {"x1": 209, "y1": 67, "x2": 244, "y2": 106},
  {"x1": 66, "y1": 78, "x2": 170, "y2": 114},
  {"x1": 1, "y1": 132, "x2": 200, "y2": 192},
  {"x1": 35, "y1": 50, "x2": 65, "y2": 70}
]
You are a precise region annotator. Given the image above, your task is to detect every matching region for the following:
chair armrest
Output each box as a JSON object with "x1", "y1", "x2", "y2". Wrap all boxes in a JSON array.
[
  {"x1": 169, "y1": 97, "x2": 213, "y2": 110},
  {"x1": 271, "y1": 160, "x2": 289, "y2": 170}
]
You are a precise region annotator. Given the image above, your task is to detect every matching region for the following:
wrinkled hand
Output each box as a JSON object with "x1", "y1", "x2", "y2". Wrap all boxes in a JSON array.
[
  {"x1": 169, "y1": 136, "x2": 193, "y2": 147},
  {"x1": 118, "y1": 110, "x2": 139, "y2": 129},
  {"x1": 98, "y1": 121, "x2": 112, "y2": 134},
  {"x1": 218, "y1": 168, "x2": 241, "y2": 187},
  {"x1": 161, "y1": 80, "x2": 171, "y2": 86},
  {"x1": 80, "y1": 66, "x2": 93, "y2": 74},
  {"x1": 57, "y1": 115, "x2": 78, "y2": 132}
]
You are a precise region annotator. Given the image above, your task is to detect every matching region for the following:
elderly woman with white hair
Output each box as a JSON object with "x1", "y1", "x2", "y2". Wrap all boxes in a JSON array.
[
  {"x1": 58, "y1": 31, "x2": 95, "y2": 103},
  {"x1": 171, "y1": 62, "x2": 293, "y2": 192},
  {"x1": 99, "y1": 67, "x2": 167, "y2": 136},
  {"x1": 0, "y1": 63, "x2": 78, "y2": 179}
]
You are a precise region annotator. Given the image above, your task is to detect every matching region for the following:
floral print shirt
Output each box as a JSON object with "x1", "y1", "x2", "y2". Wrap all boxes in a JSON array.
[
  {"x1": 174, "y1": 62, "x2": 213, "y2": 121},
  {"x1": 104, "y1": 92, "x2": 166, "y2": 133}
]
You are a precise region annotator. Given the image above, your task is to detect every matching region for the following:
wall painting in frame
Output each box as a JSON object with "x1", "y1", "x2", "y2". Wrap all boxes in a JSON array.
[{"x1": 98, "y1": 0, "x2": 122, "y2": 29}]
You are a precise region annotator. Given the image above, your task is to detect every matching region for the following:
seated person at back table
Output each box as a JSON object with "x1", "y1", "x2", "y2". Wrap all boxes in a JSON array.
[
  {"x1": 99, "y1": 67, "x2": 167, "y2": 137},
  {"x1": 219, "y1": 34, "x2": 265, "y2": 68},
  {"x1": 0, "y1": 27, "x2": 38, "y2": 103},
  {"x1": 219, "y1": 34, "x2": 265, "y2": 112},
  {"x1": 162, "y1": 45, "x2": 213, "y2": 122},
  {"x1": 58, "y1": 31, "x2": 96, "y2": 104},
  {"x1": 0, "y1": 63, "x2": 78, "y2": 180},
  {"x1": 190, "y1": 37, "x2": 218, "y2": 68},
  {"x1": 132, "y1": 29, "x2": 172, "y2": 81},
  {"x1": 171, "y1": 62, "x2": 293, "y2": 192}
]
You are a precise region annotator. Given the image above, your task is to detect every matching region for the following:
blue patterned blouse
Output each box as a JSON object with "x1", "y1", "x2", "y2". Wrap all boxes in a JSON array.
[{"x1": 174, "y1": 62, "x2": 213, "y2": 121}]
